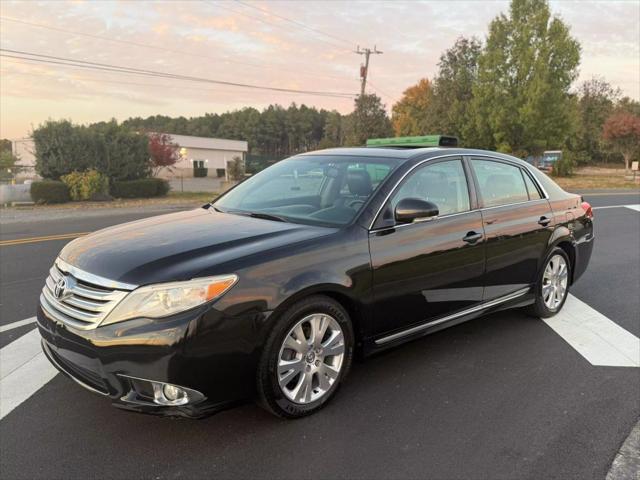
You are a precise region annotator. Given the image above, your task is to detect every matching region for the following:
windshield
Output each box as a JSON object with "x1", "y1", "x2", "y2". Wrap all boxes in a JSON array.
[{"x1": 214, "y1": 155, "x2": 398, "y2": 227}]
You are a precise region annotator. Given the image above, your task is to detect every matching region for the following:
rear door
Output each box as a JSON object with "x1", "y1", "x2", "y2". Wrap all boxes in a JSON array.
[
  {"x1": 469, "y1": 158, "x2": 553, "y2": 300},
  {"x1": 369, "y1": 158, "x2": 486, "y2": 336}
]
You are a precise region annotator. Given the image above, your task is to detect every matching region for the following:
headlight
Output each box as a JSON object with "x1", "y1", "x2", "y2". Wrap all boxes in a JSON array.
[{"x1": 100, "y1": 275, "x2": 238, "y2": 326}]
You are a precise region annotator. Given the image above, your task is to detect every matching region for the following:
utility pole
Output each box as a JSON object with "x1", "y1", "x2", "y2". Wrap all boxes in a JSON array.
[{"x1": 356, "y1": 45, "x2": 382, "y2": 97}]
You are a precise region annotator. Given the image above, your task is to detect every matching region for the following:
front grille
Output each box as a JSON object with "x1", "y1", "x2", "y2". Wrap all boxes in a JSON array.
[{"x1": 40, "y1": 260, "x2": 130, "y2": 330}]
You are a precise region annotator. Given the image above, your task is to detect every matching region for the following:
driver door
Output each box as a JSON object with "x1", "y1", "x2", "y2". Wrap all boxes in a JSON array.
[{"x1": 369, "y1": 158, "x2": 486, "y2": 337}]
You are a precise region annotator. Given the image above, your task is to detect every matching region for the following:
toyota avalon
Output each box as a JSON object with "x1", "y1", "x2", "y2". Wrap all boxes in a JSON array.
[{"x1": 37, "y1": 136, "x2": 594, "y2": 418}]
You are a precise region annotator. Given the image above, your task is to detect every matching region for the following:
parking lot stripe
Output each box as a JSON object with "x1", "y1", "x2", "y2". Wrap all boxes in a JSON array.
[
  {"x1": 0, "y1": 317, "x2": 36, "y2": 333},
  {"x1": 592, "y1": 204, "x2": 640, "y2": 211},
  {"x1": 544, "y1": 295, "x2": 640, "y2": 367},
  {"x1": 0, "y1": 329, "x2": 58, "y2": 420}
]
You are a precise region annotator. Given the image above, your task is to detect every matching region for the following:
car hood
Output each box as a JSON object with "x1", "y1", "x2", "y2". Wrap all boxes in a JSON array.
[{"x1": 59, "y1": 208, "x2": 335, "y2": 287}]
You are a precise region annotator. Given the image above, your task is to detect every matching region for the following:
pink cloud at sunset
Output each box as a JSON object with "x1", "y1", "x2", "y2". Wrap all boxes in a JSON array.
[{"x1": 1, "y1": 0, "x2": 638, "y2": 139}]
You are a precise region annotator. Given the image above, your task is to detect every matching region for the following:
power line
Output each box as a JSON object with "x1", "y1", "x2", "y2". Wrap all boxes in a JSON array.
[
  {"x1": 206, "y1": 1, "x2": 351, "y2": 52},
  {"x1": 0, "y1": 16, "x2": 349, "y2": 82},
  {"x1": 1, "y1": 64, "x2": 347, "y2": 99},
  {"x1": 0, "y1": 48, "x2": 357, "y2": 98},
  {"x1": 233, "y1": 0, "x2": 355, "y2": 48},
  {"x1": 368, "y1": 80, "x2": 396, "y2": 104}
]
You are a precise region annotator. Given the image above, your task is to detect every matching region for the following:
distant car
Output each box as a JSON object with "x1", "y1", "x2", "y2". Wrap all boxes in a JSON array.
[
  {"x1": 539, "y1": 150, "x2": 563, "y2": 172},
  {"x1": 37, "y1": 138, "x2": 594, "y2": 418}
]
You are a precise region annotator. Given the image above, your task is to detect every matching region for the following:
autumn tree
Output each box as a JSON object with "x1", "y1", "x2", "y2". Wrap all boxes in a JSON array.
[
  {"x1": 344, "y1": 94, "x2": 393, "y2": 146},
  {"x1": 148, "y1": 132, "x2": 179, "y2": 176},
  {"x1": 392, "y1": 79, "x2": 435, "y2": 136},
  {"x1": 602, "y1": 112, "x2": 640, "y2": 171},
  {"x1": 572, "y1": 77, "x2": 621, "y2": 164},
  {"x1": 471, "y1": 0, "x2": 581, "y2": 156}
]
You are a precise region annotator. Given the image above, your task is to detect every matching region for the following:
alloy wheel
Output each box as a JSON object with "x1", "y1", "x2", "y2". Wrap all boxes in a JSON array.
[
  {"x1": 277, "y1": 313, "x2": 345, "y2": 404},
  {"x1": 542, "y1": 254, "x2": 568, "y2": 311}
]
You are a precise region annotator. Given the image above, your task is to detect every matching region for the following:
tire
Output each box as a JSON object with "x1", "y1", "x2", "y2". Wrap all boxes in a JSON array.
[
  {"x1": 526, "y1": 247, "x2": 571, "y2": 318},
  {"x1": 257, "y1": 295, "x2": 354, "y2": 418}
]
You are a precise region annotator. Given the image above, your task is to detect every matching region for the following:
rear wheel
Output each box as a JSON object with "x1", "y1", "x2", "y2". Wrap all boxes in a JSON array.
[
  {"x1": 527, "y1": 247, "x2": 571, "y2": 318},
  {"x1": 257, "y1": 295, "x2": 354, "y2": 418}
]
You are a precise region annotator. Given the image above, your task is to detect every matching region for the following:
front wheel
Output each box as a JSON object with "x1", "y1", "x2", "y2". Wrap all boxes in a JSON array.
[
  {"x1": 257, "y1": 295, "x2": 354, "y2": 418},
  {"x1": 527, "y1": 247, "x2": 571, "y2": 318}
]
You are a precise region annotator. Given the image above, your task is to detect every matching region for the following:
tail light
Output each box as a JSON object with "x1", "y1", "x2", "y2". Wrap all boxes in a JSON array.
[{"x1": 581, "y1": 200, "x2": 593, "y2": 219}]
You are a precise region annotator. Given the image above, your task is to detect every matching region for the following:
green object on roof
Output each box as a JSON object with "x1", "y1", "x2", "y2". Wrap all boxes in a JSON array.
[{"x1": 366, "y1": 135, "x2": 458, "y2": 148}]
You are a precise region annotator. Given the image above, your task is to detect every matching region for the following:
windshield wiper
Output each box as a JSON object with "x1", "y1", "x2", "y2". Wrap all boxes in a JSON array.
[{"x1": 243, "y1": 212, "x2": 289, "y2": 223}]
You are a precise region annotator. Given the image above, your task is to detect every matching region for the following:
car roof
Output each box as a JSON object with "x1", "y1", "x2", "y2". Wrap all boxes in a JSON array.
[{"x1": 300, "y1": 146, "x2": 527, "y2": 165}]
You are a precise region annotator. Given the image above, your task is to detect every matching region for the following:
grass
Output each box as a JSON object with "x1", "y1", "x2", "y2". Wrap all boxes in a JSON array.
[{"x1": 553, "y1": 174, "x2": 640, "y2": 191}]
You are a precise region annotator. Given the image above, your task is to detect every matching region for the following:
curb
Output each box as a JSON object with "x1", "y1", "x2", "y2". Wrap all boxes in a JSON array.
[{"x1": 606, "y1": 419, "x2": 640, "y2": 480}]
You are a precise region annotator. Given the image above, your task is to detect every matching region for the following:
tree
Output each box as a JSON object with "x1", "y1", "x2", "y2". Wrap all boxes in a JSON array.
[
  {"x1": 0, "y1": 139, "x2": 11, "y2": 154},
  {"x1": 471, "y1": 0, "x2": 581, "y2": 157},
  {"x1": 148, "y1": 132, "x2": 179, "y2": 176},
  {"x1": 319, "y1": 110, "x2": 344, "y2": 149},
  {"x1": 572, "y1": 77, "x2": 620, "y2": 164},
  {"x1": 344, "y1": 94, "x2": 393, "y2": 146},
  {"x1": 602, "y1": 112, "x2": 640, "y2": 171},
  {"x1": 0, "y1": 150, "x2": 20, "y2": 181},
  {"x1": 430, "y1": 37, "x2": 482, "y2": 145},
  {"x1": 391, "y1": 79, "x2": 436, "y2": 136}
]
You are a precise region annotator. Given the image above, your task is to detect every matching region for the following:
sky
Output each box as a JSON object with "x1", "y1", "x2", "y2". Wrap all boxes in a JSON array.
[{"x1": 1, "y1": 0, "x2": 639, "y2": 139}]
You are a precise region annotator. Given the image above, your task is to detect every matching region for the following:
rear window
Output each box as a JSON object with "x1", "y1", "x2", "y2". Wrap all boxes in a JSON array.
[{"x1": 471, "y1": 159, "x2": 529, "y2": 207}]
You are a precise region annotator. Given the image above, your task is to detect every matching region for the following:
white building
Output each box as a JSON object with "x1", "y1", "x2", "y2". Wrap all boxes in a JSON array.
[
  {"x1": 161, "y1": 134, "x2": 248, "y2": 179},
  {"x1": 9, "y1": 134, "x2": 248, "y2": 180},
  {"x1": 11, "y1": 137, "x2": 38, "y2": 180}
]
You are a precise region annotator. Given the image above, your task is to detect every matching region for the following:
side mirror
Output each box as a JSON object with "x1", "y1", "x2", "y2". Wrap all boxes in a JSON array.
[{"x1": 394, "y1": 198, "x2": 439, "y2": 224}]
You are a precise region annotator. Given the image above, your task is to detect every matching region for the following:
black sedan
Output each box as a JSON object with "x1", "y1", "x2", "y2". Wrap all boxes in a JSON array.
[{"x1": 37, "y1": 146, "x2": 594, "y2": 418}]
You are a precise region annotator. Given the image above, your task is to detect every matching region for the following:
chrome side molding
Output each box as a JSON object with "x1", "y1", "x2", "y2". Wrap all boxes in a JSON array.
[{"x1": 374, "y1": 287, "x2": 531, "y2": 345}]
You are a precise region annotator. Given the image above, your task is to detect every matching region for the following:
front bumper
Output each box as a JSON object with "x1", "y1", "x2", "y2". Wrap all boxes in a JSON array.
[{"x1": 37, "y1": 302, "x2": 271, "y2": 418}]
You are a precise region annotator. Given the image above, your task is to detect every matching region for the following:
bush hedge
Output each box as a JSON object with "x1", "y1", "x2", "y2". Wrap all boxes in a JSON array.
[
  {"x1": 111, "y1": 178, "x2": 170, "y2": 198},
  {"x1": 30, "y1": 181, "x2": 71, "y2": 204}
]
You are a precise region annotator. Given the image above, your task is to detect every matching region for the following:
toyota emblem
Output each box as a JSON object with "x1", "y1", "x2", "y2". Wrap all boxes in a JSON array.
[{"x1": 54, "y1": 277, "x2": 67, "y2": 299}]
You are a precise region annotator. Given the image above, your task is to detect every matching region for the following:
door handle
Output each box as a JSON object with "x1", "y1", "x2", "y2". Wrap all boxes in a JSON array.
[
  {"x1": 463, "y1": 231, "x2": 483, "y2": 244},
  {"x1": 538, "y1": 216, "x2": 551, "y2": 226}
]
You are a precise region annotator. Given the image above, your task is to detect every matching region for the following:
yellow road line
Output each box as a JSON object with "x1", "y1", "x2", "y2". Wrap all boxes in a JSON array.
[{"x1": 0, "y1": 232, "x2": 89, "y2": 247}]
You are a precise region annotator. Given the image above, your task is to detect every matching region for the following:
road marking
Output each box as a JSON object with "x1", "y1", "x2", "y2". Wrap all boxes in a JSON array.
[
  {"x1": 592, "y1": 204, "x2": 640, "y2": 211},
  {"x1": 544, "y1": 295, "x2": 640, "y2": 367},
  {"x1": 0, "y1": 317, "x2": 37, "y2": 333},
  {"x1": 0, "y1": 232, "x2": 88, "y2": 247},
  {"x1": 0, "y1": 329, "x2": 58, "y2": 420}
]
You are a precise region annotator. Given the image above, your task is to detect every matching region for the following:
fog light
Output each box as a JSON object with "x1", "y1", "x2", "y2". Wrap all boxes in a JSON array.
[
  {"x1": 163, "y1": 384, "x2": 183, "y2": 402},
  {"x1": 152, "y1": 382, "x2": 189, "y2": 406}
]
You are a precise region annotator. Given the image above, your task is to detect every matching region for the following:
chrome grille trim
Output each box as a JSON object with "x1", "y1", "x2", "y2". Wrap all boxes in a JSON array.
[{"x1": 40, "y1": 260, "x2": 131, "y2": 330}]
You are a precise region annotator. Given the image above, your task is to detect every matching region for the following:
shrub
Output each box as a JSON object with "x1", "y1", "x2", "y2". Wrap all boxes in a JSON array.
[
  {"x1": 30, "y1": 181, "x2": 70, "y2": 204},
  {"x1": 226, "y1": 156, "x2": 245, "y2": 181},
  {"x1": 111, "y1": 178, "x2": 170, "y2": 198},
  {"x1": 61, "y1": 170, "x2": 109, "y2": 201},
  {"x1": 551, "y1": 154, "x2": 576, "y2": 177}
]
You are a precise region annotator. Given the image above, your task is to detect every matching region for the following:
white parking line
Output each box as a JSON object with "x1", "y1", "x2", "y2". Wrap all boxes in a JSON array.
[
  {"x1": 592, "y1": 204, "x2": 640, "y2": 211},
  {"x1": 544, "y1": 295, "x2": 640, "y2": 367},
  {"x1": 0, "y1": 317, "x2": 36, "y2": 333},
  {"x1": 0, "y1": 329, "x2": 58, "y2": 420}
]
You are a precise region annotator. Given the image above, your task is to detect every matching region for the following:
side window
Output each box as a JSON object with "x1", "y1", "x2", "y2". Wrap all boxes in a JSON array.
[
  {"x1": 392, "y1": 159, "x2": 470, "y2": 216},
  {"x1": 472, "y1": 159, "x2": 529, "y2": 207},
  {"x1": 522, "y1": 170, "x2": 542, "y2": 200}
]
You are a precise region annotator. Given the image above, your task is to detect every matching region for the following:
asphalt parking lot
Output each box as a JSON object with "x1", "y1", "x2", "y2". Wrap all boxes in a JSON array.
[{"x1": 1, "y1": 191, "x2": 638, "y2": 480}]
